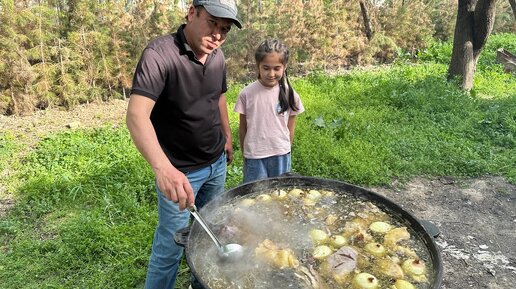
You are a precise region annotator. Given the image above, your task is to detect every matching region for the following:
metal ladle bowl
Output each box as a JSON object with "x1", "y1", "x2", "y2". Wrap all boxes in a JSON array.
[{"x1": 188, "y1": 205, "x2": 244, "y2": 262}]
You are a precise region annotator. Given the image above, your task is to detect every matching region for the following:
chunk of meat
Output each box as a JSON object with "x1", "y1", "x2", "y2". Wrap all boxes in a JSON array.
[
  {"x1": 255, "y1": 239, "x2": 299, "y2": 269},
  {"x1": 295, "y1": 265, "x2": 329, "y2": 289},
  {"x1": 384, "y1": 227, "x2": 410, "y2": 247},
  {"x1": 326, "y1": 246, "x2": 358, "y2": 275},
  {"x1": 377, "y1": 257, "x2": 404, "y2": 279}
]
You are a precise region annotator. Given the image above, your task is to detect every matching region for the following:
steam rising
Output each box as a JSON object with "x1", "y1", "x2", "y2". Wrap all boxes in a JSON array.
[{"x1": 186, "y1": 186, "x2": 434, "y2": 289}]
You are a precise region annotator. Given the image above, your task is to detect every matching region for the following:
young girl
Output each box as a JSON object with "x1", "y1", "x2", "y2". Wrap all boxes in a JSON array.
[{"x1": 234, "y1": 39, "x2": 304, "y2": 183}]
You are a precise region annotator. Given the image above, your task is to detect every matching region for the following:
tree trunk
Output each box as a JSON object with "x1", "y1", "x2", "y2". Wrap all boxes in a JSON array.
[
  {"x1": 509, "y1": 0, "x2": 516, "y2": 20},
  {"x1": 447, "y1": 0, "x2": 496, "y2": 91},
  {"x1": 359, "y1": 0, "x2": 373, "y2": 41}
]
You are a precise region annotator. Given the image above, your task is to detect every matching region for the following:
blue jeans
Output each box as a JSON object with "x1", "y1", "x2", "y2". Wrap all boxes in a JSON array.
[
  {"x1": 243, "y1": 152, "x2": 291, "y2": 183},
  {"x1": 144, "y1": 153, "x2": 227, "y2": 289}
]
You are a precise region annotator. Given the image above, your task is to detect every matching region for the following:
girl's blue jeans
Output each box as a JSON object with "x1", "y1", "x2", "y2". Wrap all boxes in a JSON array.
[
  {"x1": 243, "y1": 152, "x2": 291, "y2": 183},
  {"x1": 144, "y1": 152, "x2": 227, "y2": 289}
]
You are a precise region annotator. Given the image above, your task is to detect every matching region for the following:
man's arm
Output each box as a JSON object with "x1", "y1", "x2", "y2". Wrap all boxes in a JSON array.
[
  {"x1": 218, "y1": 94, "x2": 233, "y2": 164},
  {"x1": 126, "y1": 94, "x2": 194, "y2": 210}
]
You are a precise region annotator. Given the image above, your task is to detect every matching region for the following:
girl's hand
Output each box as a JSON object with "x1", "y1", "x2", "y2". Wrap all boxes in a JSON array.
[{"x1": 225, "y1": 142, "x2": 233, "y2": 165}]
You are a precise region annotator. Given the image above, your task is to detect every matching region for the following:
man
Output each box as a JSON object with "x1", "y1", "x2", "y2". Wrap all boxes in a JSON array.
[{"x1": 126, "y1": 1, "x2": 242, "y2": 288}]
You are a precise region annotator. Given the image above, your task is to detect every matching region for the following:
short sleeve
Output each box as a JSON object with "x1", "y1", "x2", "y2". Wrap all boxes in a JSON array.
[
  {"x1": 290, "y1": 90, "x2": 305, "y2": 115},
  {"x1": 234, "y1": 91, "x2": 247, "y2": 114},
  {"x1": 130, "y1": 48, "x2": 168, "y2": 101}
]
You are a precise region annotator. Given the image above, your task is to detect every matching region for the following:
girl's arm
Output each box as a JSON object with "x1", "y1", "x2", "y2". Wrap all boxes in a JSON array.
[
  {"x1": 239, "y1": 114, "x2": 247, "y2": 157},
  {"x1": 287, "y1": 115, "x2": 297, "y2": 145},
  {"x1": 218, "y1": 94, "x2": 233, "y2": 165}
]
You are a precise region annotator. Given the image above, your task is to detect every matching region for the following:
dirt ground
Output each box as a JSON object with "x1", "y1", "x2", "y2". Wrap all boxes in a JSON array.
[
  {"x1": 371, "y1": 177, "x2": 516, "y2": 289},
  {"x1": 1, "y1": 99, "x2": 515, "y2": 288}
]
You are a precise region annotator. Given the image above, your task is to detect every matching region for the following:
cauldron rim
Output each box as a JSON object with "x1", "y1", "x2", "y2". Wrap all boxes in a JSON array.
[{"x1": 183, "y1": 176, "x2": 443, "y2": 289}]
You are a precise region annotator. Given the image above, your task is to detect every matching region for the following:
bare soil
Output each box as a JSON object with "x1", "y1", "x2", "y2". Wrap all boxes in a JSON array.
[
  {"x1": 371, "y1": 177, "x2": 516, "y2": 289},
  {"x1": 1, "y1": 100, "x2": 515, "y2": 288}
]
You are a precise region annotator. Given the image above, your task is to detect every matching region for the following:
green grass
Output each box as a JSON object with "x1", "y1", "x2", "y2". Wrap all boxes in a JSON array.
[
  {"x1": 0, "y1": 131, "x2": 22, "y2": 194},
  {"x1": 281, "y1": 63, "x2": 515, "y2": 185},
  {"x1": 1, "y1": 34, "x2": 515, "y2": 288},
  {"x1": 1, "y1": 128, "x2": 156, "y2": 288}
]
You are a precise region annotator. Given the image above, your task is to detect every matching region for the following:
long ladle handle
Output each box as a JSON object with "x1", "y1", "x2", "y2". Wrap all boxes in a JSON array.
[{"x1": 188, "y1": 205, "x2": 223, "y2": 249}]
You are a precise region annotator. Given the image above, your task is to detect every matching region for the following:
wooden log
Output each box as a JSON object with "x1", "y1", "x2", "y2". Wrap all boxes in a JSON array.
[{"x1": 496, "y1": 48, "x2": 516, "y2": 73}]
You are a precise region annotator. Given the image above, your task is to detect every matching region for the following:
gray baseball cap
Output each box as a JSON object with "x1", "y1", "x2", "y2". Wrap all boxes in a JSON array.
[{"x1": 193, "y1": 0, "x2": 242, "y2": 28}]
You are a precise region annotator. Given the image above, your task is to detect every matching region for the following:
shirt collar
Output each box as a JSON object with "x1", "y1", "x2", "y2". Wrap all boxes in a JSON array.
[{"x1": 176, "y1": 25, "x2": 194, "y2": 58}]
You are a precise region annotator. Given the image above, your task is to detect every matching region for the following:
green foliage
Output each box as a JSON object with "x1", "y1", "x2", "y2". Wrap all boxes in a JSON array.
[
  {"x1": 0, "y1": 131, "x2": 18, "y2": 170},
  {"x1": 290, "y1": 63, "x2": 515, "y2": 185},
  {"x1": 477, "y1": 33, "x2": 516, "y2": 69},
  {"x1": 417, "y1": 40, "x2": 453, "y2": 64},
  {"x1": 0, "y1": 127, "x2": 155, "y2": 288},
  {"x1": 417, "y1": 33, "x2": 516, "y2": 71},
  {"x1": 376, "y1": 0, "x2": 434, "y2": 57},
  {"x1": 493, "y1": 1, "x2": 516, "y2": 33},
  {"x1": 0, "y1": 131, "x2": 23, "y2": 195},
  {"x1": 6, "y1": 0, "x2": 509, "y2": 112},
  {"x1": 0, "y1": 0, "x2": 184, "y2": 114}
]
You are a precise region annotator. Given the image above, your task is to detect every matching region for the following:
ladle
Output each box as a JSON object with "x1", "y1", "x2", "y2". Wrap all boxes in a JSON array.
[{"x1": 188, "y1": 205, "x2": 244, "y2": 262}]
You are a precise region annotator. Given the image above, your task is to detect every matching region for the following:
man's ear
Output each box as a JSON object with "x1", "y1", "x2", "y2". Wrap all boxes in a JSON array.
[{"x1": 187, "y1": 5, "x2": 196, "y2": 22}]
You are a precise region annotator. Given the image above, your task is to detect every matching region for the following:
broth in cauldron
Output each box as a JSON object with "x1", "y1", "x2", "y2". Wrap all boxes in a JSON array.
[{"x1": 187, "y1": 187, "x2": 436, "y2": 289}]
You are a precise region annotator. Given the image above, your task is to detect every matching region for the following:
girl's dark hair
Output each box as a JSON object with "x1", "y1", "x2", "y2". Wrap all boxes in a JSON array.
[{"x1": 255, "y1": 39, "x2": 299, "y2": 114}]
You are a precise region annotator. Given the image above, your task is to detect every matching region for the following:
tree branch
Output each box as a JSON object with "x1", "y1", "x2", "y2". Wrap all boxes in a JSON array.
[
  {"x1": 472, "y1": 0, "x2": 496, "y2": 54},
  {"x1": 509, "y1": 0, "x2": 516, "y2": 20},
  {"x1": 359, "y1": 0, "x2": 373, "y2": 41}
]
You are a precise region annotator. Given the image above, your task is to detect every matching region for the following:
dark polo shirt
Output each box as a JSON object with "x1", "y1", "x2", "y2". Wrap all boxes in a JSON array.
[{"x1": 131, "y1": 25, "x2": 227, "y2": 172}]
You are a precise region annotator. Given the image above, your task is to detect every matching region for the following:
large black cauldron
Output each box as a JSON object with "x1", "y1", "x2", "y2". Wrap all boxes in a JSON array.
[{"x1": 176, "y1": 176, "x2": 443, "y2": 289}]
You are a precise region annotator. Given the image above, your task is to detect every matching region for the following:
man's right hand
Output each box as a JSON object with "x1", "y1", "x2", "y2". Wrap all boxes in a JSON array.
[
  {"x1": 155, "y1": 165, "x2": 194, "y2": 211},
  {"x1": 126, "y1": 94, "x2": 195, "y2": 211}
]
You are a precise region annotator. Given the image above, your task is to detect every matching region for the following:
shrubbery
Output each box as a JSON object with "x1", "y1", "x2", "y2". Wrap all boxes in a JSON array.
[{"x1": 1, "y1": 0, "x2": 514, "y2": 115}]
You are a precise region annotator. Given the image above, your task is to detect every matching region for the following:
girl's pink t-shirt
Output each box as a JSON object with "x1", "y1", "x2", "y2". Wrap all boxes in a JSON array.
[{"x1": 234, "y1": 81, "x2": 304, "y2": 159}]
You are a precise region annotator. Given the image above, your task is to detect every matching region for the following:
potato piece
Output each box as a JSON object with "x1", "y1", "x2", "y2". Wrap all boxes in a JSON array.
[
  {"x1": 289, "y1": 188, "x2": 304, "y2": 197},
  {"x1": 307, "y1": 190, "x2": 322, "y2": 201},
  {"x1": 239, "y1": 198, "x2": 256, "y2": 207},
  {"x1": 330, "y1": 235, "x2": 348, "y2": 248},
  {"x1": 402, "y1": 258, "x2": 426, "y2": 276},
  {"x1": 274, "y1": 249, "x2": 299, "y2": 268},
  {"x1": 369, "y1": 221, "x2": 392, "y2": 234},
  {"x1": 364, "y1": 242, "x2": 386, "y2": 257},
  {"x1": 384, "y1": 227, "x2": 410, "y2": 247},
  {"x1": 352, "y1": 272, "x2": 379, "y2": 289},
  {"x1": 271, "y1": 189, "x2": 288, "y2": 200},
  {"x1": 313, "y1": 245, "x2": 333, "y2": 259},
  {"x1": 410, "y1": 274, "x2": 428, "y2": 283},
  {"x1": 303, "y1": 197, "x2": 316, "y2": 206},
  {"x1": 332, "y1": 272, "x2": 352, "y2": 285},
  {"x1": 345, "y1": 218, "x2": 369, "y2": 231},
  {"x1": 325, "y1": 214, "x2": 339, "y2": 226},
  {"x1": 392, "y1": 279, "x2": 416, "y2": 289},
  {"x1": 256, "y1": 194, "x2": 272, "y2": 202},
  {"x1": 321, "y1": 190, "x2": 335, "y2": 197},
  {"x1": 377, "y1": 258, "x2": 404, "y2": 279},
  {"x1": 309, "y1": 229, "x2": 329, "y2": 244},
  {"x1": 342, "y1": 218, "x2": 370, "y2": 239},
  {"x1": 393, "y1": 245, "x2": 418, "y2": 258}
]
